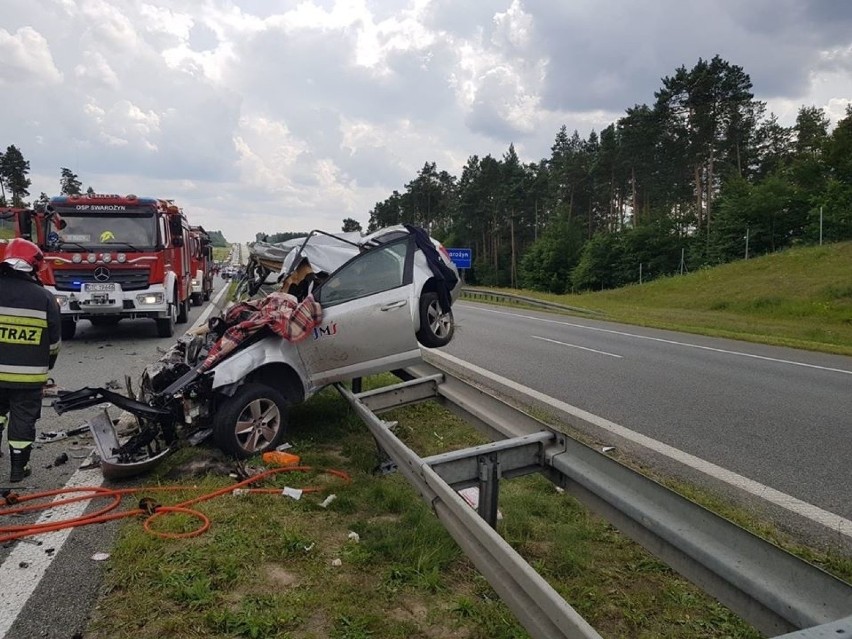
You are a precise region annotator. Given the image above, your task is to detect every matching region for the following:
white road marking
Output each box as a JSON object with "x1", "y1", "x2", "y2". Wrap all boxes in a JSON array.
[
  {"x1": 0, "y1": 285, "x2": 229, "y2": 637},
  {"x1": 427, "y1": 349, "x2": 852, "y2": 542},
  {"x1": 0, "y1": 466, "x2": 104, "y2": 638},
  {"x1": 531, "y1": 335, "x2": 622, "y2": 358},
  {"x1": 465, "y1": 305, "x2": 852, "y2": 375}
]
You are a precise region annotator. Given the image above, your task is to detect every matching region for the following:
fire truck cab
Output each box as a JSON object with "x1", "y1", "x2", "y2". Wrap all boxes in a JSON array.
[
  {"x1": 188, "y1": 225, "x2": 214, "y2": 306},
  {"x1": 39, "y1": 194, "x2": 194, "y2": 339}
]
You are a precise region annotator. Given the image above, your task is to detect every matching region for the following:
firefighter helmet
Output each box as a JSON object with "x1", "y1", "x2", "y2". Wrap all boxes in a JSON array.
[{"x1": 2, "y1": 238, "x2": 44, "y2": 273}]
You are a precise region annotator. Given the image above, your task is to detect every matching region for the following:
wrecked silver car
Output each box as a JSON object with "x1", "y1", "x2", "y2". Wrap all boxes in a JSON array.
[{"x1": 53, "y1": 225, "x2": 460, "y2": 476}]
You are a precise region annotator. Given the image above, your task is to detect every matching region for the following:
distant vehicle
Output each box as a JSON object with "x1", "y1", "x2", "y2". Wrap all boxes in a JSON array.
[
  {"x1": 188, "y1": 225, "x2": 214, "y2": 306},
  {"x1": 54, "y1": 225, "x2": 460, "y2": 475}
]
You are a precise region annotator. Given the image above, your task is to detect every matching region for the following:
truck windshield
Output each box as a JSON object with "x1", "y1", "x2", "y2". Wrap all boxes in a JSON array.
[{"x1": 52, "y1": 209, "x2": 157, "y2": 250}]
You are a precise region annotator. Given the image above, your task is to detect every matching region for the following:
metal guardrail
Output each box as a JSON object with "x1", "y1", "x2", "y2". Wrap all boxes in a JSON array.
[
  {"x1": 337, "y1": 358, "x2": 852, "y2": 639},
  {"x1": 461, "y1": 287, "x2": 604, "y2": 316}
]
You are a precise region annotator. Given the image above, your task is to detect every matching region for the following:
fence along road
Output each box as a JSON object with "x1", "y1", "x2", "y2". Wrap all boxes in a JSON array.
[{"x1": 337, "y1": 350, "x2": 852, "y2": 639}]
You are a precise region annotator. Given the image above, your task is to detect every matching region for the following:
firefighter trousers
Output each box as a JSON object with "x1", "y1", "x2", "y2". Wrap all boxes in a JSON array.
[{"x1": 0, "y1": 387, "x2": 43, "y2": 450}]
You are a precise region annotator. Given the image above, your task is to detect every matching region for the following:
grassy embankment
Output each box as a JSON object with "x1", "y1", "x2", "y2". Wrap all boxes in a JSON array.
[
  {"x1": 83, "y1": 241, "x2": 851, "y2": 638},
  {"x1": 478, "y1": 241, "x2": 852, "y2": 355}
]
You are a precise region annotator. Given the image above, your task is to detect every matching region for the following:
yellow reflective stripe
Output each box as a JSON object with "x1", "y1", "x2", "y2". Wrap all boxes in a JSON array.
[
  {"x1": 0, "y1": 372, "x2": 49, "y2": 383},
  {"x1": 0, "y1": 315, "x2": 48, "y2": 328},
  {"x1": 0, "y1": 326, "x2": 43, "y2": 345},
  {"x1": 8, "y1": 440, "x2": 33, "y2": 449},
  {"x1": 0, "y1": 363, "x2": 49, "y2": 374},
  {"x1": 0, "y1": 305, "x2": 47, "y2": 320}
]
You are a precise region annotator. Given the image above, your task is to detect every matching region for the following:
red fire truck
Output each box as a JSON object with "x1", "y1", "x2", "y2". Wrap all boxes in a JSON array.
[
  {"x1": 36, "y1": 194, "x2": 194, "y2": 339},
  {"x1": 188, "y1": 225, "x2": 214, "y2": 306}
]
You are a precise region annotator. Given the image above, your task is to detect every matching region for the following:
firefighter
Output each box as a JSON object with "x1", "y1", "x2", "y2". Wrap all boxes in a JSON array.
[{"x1": 0, "y1": 238, "x2": 61, "y2": 482}]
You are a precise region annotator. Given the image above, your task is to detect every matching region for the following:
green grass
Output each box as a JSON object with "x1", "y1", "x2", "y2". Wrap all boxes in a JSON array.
[
  {"x1": 213, "y1": 246, "x2": 231, "y2": 262},
  {"x1": 84, "y1": 379, "x2": 799, "y2": 639},
  {"x1": 471, "y1": 241, "x2": 852, "y2": 354}
]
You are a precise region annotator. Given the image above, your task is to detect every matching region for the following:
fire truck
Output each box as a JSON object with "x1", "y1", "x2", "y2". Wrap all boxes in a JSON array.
[
  {"x1": 1, "y1": 205, "x2": 64, "y2": 267},
  {"x1": 35, "y1": 194, "x2": 194, "y2": 340},
  {"x1": 188, "y1": 225, "x2": 214, "y2": 306}
]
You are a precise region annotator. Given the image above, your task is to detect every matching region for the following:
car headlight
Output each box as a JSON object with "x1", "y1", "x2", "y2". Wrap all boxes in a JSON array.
[
  {"x1": 72, "y1": 254, "x2": 82, "y2": 264},
  {"x1": 136, "y1": 293, "x2": 164, "y2": 305},
  {"x1": 55, "y1": 295, "x2": 68, "y2": 308}
]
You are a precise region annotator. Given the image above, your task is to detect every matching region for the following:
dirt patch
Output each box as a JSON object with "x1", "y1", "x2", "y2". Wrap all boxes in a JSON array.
[{"x1": 263, "y1": 562, "x2": 300, "y2": 588}]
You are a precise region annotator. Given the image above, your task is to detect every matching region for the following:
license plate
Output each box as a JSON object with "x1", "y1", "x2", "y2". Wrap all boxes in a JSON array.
[{"x1": 85, "y1": 283, "x2": 115, "y2": 292}]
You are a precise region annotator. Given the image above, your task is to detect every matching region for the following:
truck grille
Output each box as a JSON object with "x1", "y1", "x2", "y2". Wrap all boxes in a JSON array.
[{"x1": 54, "y1": 268, "x2": 151, "y2": 292}]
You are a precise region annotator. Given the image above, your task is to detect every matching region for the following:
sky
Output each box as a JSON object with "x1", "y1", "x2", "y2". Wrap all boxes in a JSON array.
[{"x1": 2, "y1": 0, "x2": 852, "y2": 243}]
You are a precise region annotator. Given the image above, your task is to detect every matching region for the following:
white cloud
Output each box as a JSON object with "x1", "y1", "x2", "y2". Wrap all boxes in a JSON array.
[
  {"x1": 74, "y1": 51, "x2": 120, "y2": 89},
  {"x1": 3, "y1": 0, "x2": 852, "y2": 242},
  {"x1": 0, "y1": 27, "x2": 62, "y2": 87}
]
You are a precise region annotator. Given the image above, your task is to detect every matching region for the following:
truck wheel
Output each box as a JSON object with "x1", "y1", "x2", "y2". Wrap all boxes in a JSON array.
[
  {"x1": 61, "y1": 318, "x2": 76, "y2": 341},
  {"x1": 156, "y1": 303, "x2": 176, "y2": 337},
  {"x1": 213, "y1": 383, "x2": 288, "y2": 458},
  {"x1": 190, "y1": 293, "x2": 202, "y2": 307},
  {"x1": 177, "y1": 297, "x2": 190, "y2": 324},
  {"x1": 415, "y1": 291, "x2": 455, "y2": 348}
]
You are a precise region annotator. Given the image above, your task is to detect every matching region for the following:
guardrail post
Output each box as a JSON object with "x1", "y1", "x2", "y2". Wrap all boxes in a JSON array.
[{"x1": 478, "y1": 454, "x2": 501, "y2": 528}]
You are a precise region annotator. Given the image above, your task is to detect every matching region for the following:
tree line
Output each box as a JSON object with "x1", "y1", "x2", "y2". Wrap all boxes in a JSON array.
[{"x1": 366, "y1": 55, "x2": 852, "y2": 292}]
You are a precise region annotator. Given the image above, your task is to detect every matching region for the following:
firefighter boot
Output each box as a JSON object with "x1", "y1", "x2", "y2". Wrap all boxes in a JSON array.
[{"x1": 9, "y1": 445, "x2": 31, "y2": 483}]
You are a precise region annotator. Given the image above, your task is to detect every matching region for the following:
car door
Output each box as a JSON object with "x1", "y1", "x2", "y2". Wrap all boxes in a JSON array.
[{"x1": 296, "y1": 237, "x2": 419, "y2": 389}]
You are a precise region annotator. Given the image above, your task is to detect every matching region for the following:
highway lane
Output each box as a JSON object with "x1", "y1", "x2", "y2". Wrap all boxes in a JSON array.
[
  {"x1": 445, "y1": 302, "x2": 852, "y2": 520},
  {"x1": 0, "y1": 279, "x2": 228, "y2": 639}
]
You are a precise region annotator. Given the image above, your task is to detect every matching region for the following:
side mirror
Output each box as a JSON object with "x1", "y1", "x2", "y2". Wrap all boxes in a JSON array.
[{"x1": 18, "y1": 210, "x2": 33, "y2": 241}]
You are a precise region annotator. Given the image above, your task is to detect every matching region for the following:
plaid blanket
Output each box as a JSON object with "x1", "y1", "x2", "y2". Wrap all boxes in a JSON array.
[{"x1": 200, "y1": 291, "x2": 322, "y2": 371}]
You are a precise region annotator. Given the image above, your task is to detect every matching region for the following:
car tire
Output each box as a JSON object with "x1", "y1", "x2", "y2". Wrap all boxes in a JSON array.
[
  {"x1": 213, "y1": 383, "x2": 288, "y2": 458},
  {"x1": 61, "y1": 318, "x2": 76, "y2": 341},
  {"x1": 416, "y1": 291, "x2": 454, "y2": 348},
  {"x1": 155, "y1": 302, "x2": 176, "y2": 337}
]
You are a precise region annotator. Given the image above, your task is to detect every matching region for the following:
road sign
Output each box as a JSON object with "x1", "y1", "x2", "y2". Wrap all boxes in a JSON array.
[{"x1": 446, "y1": 248, "x2": 472, "y2": 269}]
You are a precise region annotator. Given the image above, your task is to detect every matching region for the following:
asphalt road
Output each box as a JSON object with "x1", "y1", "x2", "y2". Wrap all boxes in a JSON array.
[
  {"x1": 0, "y1": 282, "x2": 225, "y2": 639},
  {"x1": 445, "y1": 302, "x2": 852, "y2": 521}
]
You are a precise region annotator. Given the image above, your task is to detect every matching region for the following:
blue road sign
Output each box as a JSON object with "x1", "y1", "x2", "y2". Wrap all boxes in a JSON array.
[{"x1": 447, "y1": 248, "x2": 472, "y2": 269}]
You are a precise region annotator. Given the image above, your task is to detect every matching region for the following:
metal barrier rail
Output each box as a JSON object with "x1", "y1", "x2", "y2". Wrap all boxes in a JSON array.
[
  {"x1": 461, "y1": 287, "x2": 604, "y2": 316},
  {"x1": 337, "y1": 360, "x2": 852, "y2": 639}
]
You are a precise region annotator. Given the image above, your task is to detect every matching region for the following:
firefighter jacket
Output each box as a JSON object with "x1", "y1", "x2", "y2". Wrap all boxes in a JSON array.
[{"x1": 0, "y1": 269, "x2": 61, "y2": 388}]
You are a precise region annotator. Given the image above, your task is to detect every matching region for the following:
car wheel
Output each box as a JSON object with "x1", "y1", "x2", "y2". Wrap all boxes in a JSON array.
[
  {"x1": 416, "y1": 291, "x2": 454, "y2": 348},
  {"x1": 155, "y1": 302, "x2": 176, "y2": 337},
  {"x1": 213, "y1": 383, "x2": 288, "y2": 458},
  {"x1": 61, "y1": 318, "x2": 76, "y2": 341}
]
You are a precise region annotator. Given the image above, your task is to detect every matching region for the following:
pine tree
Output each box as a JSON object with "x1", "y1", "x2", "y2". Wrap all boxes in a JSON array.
[
  {"x1": 60, "y1": 168, "x2": 83, "y2": 195},
  {"x1": 0, "y1": 145, "x2": 31, "y2": 207}
]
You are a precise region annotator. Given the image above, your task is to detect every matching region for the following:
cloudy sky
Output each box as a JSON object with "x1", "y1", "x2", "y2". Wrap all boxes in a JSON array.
[{"x1": 2, "y1": 0, "x2": 852, "y2": 243}]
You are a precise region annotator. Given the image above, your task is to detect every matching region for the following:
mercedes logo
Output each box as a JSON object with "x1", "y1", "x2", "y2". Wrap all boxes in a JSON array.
[{"x1": 93, "y1": 266, "x2": 111, "y2": 282}]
